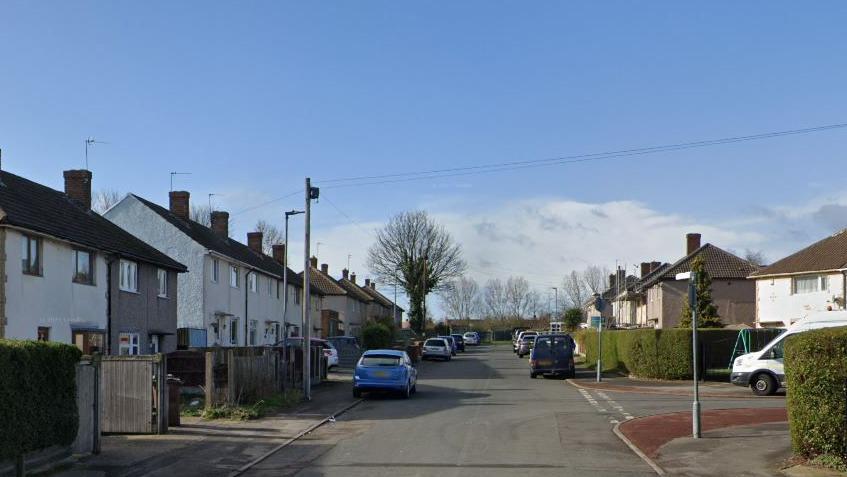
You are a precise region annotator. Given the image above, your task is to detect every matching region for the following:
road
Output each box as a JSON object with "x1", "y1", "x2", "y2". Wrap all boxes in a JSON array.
[{"x1": 245, "y1": 345, "x2": 661, "y2": 476}]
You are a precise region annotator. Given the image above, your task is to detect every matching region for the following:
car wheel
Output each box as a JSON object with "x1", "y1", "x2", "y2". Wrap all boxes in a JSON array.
[
  {"x1": 530, "y1": 372, "x2": 537, "y2": 379},
  {"x1": 566, "y1": 370, "x2": 576, "y2": 379},
  {"x1": 403, "y1": 382, "x2": 412, "y2": 399},
  {"x1": 353, "y1": 388, "x2": 362, "y2": 398},
  {"x1": 411, "y1": 383, "x2": 417, "y2": 394},
  {"x1": 751, "y1": 373, "x2": 777, "y2": 396}
]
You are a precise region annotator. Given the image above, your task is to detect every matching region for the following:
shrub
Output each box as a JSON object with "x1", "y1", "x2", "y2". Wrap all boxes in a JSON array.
[
  {"x1": 362, "y1": 322, "x2": 393, "y2": 350},
  {"x1": 0, "y1": 340, "x2": 82, "y2": 460},
  {"x1": 575, "y1": 329, "x2": 698, "y2": 380},
  {"x1": 785, "y1": 326, "x2": 847, "y2": 459}
]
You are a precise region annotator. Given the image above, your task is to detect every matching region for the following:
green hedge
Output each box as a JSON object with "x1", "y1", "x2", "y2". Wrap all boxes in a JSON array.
[
  {"x1": 574, "y1": 329, "x2": 736, "y2": 380},
  {"x1": 362, "y1": 322, "x2": 393, "y2": 350},
  {"x1": 0, "y1": 340, "x2": 82, "y2": 460},
  {"x1": 785, "y1": 326, "x2": 847, "y2": 459}
]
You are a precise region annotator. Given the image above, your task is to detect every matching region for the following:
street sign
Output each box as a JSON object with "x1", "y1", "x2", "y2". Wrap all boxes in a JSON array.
[{"x1": 590, "y1": 316, "x2": 604, "y2": 328}]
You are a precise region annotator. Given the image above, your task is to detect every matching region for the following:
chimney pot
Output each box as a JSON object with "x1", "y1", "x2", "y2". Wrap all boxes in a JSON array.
[
  {"x1": 364, "y1": 278, "x2": 370, "y2": 287},
  {"x1": 63, "y1": 170, "x2": 92, "y2": 210},
  {"x1": 370, "y1": 281, "x2": 376, "y2": 290},
  {"x1": 640, "y1": 262, "x2": 651, "y2": 278},
  {"x1": 350, "y1": 273, "x2": 357, "y2": 284},
  {"x1": 342, "y1": 268, "x2": 349, "y2": 279},
  {"x1": 651, "y1": 261, "x2": 661, "y2": 272},
  {"x1": 321, "y1": 263, "x2": 328, "y2": 274},
  {"x1": 686, "y1": 233, "x2": 702, "y2": 255},
  {"x1": 310, "y1": 256, "x2": 318, "y2": 269},
  {"x1": 247, "y1": 232, "x2": 263, "y2": 254},
  {"x1": 609, "y1": 273, "x2": 615, "y2": 288},
  {"x1": 210, "y1": 211, "x2": 229, "y2": 237},
  {"x1": 272, "y1": 244, "x2": 286, "y2": 265},
  {"x1": 169, "y1": 191, "x2": 190, "y2": 221}
]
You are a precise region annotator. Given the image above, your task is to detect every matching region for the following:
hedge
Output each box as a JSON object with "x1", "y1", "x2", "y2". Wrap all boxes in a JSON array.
[
  {"x1": 785, "y1": 326, "x2": 847, "y2": 459},
  {"x1": 574, "y1": 329, "x2": 739, "y2": 380},
  {"x1": 0, "y1": 340, "x2": 82, "y2": 460},
  {"x1": 362, "y1": 322, "x2": 393, "y2": 350}
]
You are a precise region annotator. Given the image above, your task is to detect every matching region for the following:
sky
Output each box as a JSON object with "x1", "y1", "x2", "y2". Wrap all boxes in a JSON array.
[{"x1": 3, "y1": 1, "x2": 847, "y2": 316}]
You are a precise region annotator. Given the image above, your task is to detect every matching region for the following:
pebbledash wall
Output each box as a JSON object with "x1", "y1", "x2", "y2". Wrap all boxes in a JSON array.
[
  {"x1": 755, "y1": 272, "x2": 847, "y2": 328},
  {"x1": 4, "y1": 227, "x2": 108, "y2": 343}
]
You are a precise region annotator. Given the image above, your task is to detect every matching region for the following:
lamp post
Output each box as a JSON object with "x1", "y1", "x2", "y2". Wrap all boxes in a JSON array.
[
  {"x1": 283, "y1": 210, "x2": 304, "y2": 345},
  {"x1": 303, "y1": 179, "x2": 319, "y2": 400},
  {"x1": 676, "y1": 271, "x2": 701, "y2": 438},
  {"x1": 551, "y1": 287, "x2": 559, "y2": 324}
]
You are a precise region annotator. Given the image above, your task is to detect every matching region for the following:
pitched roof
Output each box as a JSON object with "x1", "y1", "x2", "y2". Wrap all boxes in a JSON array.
[
  {"x1": 0, "y1": 171, "x2": 185, "y2": 271},
  {"x1": 360, "y1": 284, "x2": 394, "y2": 308},
  {"x1": 337, "y1": 278, "x2": 373, "y2": 303},
  {"x1": 641, "y1": 244, "x2": 759, "y2": 288},
  {"x1": 301, "y1": 268, "x2": 347, "y2": 296},
  {"x1": 632, "y1": 263, "x2": 671, "y2": 293},
  {"x1": 751, "y1": 229, "x2": 847, "y2": 278},
  {"x1": 601, "y1": 275, "x2": 639, "y2": 300}
]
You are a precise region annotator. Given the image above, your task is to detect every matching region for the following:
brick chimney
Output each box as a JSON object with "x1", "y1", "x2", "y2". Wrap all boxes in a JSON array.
[
  {"x1": 365, "y1": 278, "x2": 370, "y2": 288},
  {"x1": 321, "y1": 263, "x2": 329, "y2": 274},
  {"x1": 686, "y1": 233, "x2": 702, "y2": 255},
  {"x1": 211, "y1": 211, "x2": 229, "y2": 237},
  {"x1": 370, "y1": 281, "x2": 376, "y2": 290},
  {"x1": 63, "y1": 170, "x2": 92, "y2": 210},
  {"x1": 272, "y1": 244, "x2": 286, "y2": 265},
  {"x1": 350, "y1": 273, "x2": 357, "y2": 284},
  {"x1": 310, "y1": 256, "x2": 318, "y2": 269},
  {"x1": 342, "y1": 269, "x2": 349, "y2": 279},
  {"x1": 169, "y1": 191, "x2": 190, "y2": 221},
  {"x1": 651, "y1": 261, "x2": 661, "y2": 272},
  {"x1": 640, "y1": 262, "x2": 651, "y2": 278},
  {"x1": 609, "y1": 273, "x2": 615, "y2": 288},
  {"x1": 247, "y1": 232, "x2": 263, "y2": 253}
]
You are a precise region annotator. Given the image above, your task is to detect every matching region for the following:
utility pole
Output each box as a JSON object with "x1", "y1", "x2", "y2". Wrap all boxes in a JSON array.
[
  {"x1": 302, "y1": 178, "x2": 319, "y2": 400},
  {"x1": 691, "y1": 272, "x2": 701, "y2": 438},
  {"x1": 552, "y1": 287, "x2": 559, "y2": 321},
  {"x1": 421, "y1": 256, "x2": 428, "y2": 335},
  {"x1": 283, "y1": 209, "x2": 304, "y2": 346}
]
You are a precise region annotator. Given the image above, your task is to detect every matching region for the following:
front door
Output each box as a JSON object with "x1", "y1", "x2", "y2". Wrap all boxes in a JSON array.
[{"x1": 73, "y1": 331, "x2": 105, "y2": 354}]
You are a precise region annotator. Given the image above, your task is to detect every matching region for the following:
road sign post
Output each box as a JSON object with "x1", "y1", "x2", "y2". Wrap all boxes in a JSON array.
[
  {"x1": 677, "y1": 271, "x2": 701, "y2": 438},
  {"x1": 592, "y1": 294, "x2": 605, "y2": 383}
]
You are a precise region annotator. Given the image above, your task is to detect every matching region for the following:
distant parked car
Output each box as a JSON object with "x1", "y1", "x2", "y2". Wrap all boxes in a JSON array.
[
  {"x1": 324, "y1": 341, "x2": 339, "y2": 369},
  {"x1": 530, "y1": 334, "x2": 575, "y2": 379},
  {"x1": 450, "y1": 334, "x2": 466, "y2": 352},
  {"x1": 422, "y1": 338, "x2": 452, "y2": 361},
  {"x1": 517, "y1": 334, "x2": 537, "y2": 358},
  {"x1": 514, "y1": 331, "x2": 538, "y2": 354},
  {"x1": 439, "y1": 336, "x2": 457, "y2": 356},
  {"x1": 463, "y1": 332, "x2": 480, "y2": 346},
  {"x1": 328, "y1": 336, "x2": 360, "y2": 350},
  {"x1": 353, "y1": 350, "x2": 417, "y2": 398}
]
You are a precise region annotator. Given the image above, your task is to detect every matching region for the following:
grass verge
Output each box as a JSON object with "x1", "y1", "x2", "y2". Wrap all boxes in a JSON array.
[{"x1": 181, "y1": 389, "x2": 304, "y2": 421}]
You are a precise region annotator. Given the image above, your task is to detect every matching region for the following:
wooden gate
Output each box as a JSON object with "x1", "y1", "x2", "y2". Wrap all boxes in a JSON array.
[{"x1": 100, "y1": 355, "x2": 167, "y2": 434}]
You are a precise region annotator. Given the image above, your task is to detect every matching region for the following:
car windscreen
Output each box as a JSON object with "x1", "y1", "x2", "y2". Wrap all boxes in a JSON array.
[
  {"x1": 425, "y1": 339, "x2": 446, "y2": 347},
  {"x1": 360, "y1": 355, "x2": 401, "y2": 367},
  {"x1": 533, "y1": 337, "x2": 572, "y2": 356}
]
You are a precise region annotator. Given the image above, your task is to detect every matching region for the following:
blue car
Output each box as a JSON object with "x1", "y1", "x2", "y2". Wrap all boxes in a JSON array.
[{"x1": 353, "y1": 349, "x2": 417, "y2": 398}]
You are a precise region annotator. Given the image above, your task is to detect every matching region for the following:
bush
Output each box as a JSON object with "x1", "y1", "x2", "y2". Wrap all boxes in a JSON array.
[
  {"x1": 785, "y1": 326, "x2": 847, "y2": 459},
  {"x1": 362, "y1": 322, "x2": 393, "y2": 350},
  {"x1": 0, "y1": 340, "x2": 82, "y2": 460}
]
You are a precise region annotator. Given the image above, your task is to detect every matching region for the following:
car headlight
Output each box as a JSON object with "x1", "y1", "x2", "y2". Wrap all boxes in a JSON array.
[{"x1": 733, "y1": 357, "x2": 744, "y2": 368}]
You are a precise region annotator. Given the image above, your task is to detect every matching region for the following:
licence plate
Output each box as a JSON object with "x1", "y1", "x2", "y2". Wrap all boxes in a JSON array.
[
  {"x1": 374, "y1": 371, "x2": 388, "y2": 377},
  {"x1": 537, "y1": 359, "x2": 552, "y2": 366}
]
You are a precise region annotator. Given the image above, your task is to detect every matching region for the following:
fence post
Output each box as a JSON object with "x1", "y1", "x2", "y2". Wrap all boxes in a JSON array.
[{"x1": 204, "y1": 351, "x2": 214, "y2": 408}]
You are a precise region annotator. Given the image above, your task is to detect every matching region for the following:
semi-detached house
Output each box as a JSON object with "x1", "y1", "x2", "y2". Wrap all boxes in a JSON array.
[
  {"x1": 105, "y1": 191, "x2": 320, "y2": 347},
  {"x1": 0, "y1": 169, "x2": 187, "y2": 355}
]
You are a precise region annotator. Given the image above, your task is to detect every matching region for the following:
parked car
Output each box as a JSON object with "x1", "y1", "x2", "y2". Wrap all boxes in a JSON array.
[
  {"x1": 517, "y1": 334, "x2": 537, "y2": 358},
  {"x1": 530, "y1": 334, "x2": 575, "y2": 379},
  {"x1": 353, "y1": 350, "x2": 417, "y2": 398},
  {"x1": 328, "y1": 335, "x2": 360, "y2": 350},
  {"x1": 324, "y1": 341, "x2": 339, "y2": 369},
  {"x1": 450, "y1": 334, "x2": 466, "y2": 352},
  {"x1": 463, "y1": 332, "x2": 480, "y2": 346},
  {"x1": 732, "y1": 310, "x2": 847, "y2": 396},
  {"x1": 439, "y1": 335, "x2": 457, "y2": 356},
  {"x1": 422, "y1": 338, "x2": 452, "y2": 361},
  {"x1": 514, "y1": 331, "x2": 538, "y2": 354}
]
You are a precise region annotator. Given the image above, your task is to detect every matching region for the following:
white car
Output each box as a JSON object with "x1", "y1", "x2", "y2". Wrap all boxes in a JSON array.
[
  {"x1": 731, "y1": 310, "x2": 847, "y2": 395},
  {"x1": 323, "y1": 342, "x2": 339, "y2": 369},
  {"x1": 463, "y1": 332, "x2": 480, "y2": 345},
  {"x1": 421, "y1": 338, "x2": 452, "y2": 361}
]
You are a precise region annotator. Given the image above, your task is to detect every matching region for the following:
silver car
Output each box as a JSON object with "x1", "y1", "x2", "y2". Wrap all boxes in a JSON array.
[{"x1": 421, "y1": 338, "x2": 452, "y2": 361}]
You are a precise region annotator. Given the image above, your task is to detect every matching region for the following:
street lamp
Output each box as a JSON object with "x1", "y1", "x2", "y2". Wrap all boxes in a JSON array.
[
  {"x1": 676, "y1": 270, "x2": 701, "y2": 439},
  {"x1": 551, "y1": 287, "x2": 559, "y2": 322},
  {"x1": 283, "y1": 209, "x2": 304, "y2": 344}
]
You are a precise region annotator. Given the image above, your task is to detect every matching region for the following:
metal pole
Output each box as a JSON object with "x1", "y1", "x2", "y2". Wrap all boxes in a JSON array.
[
  {"x1": 283, "y1": 214, "x2": 289, "y2": 344},
  {"x1": 422, "y1": 257, "x2": 427, "y2": 334},
  {"x1": 597, "y1": 317, "x2": 602, "y2": 382},
  {"x1": 392, "y1": 268, "x2": 397, "y2": 326},
  {"x1": 303, "y1": 178, "x2": 312, "y2": 400},
  {"x1": 691, "y1": 273, "x2": 701, "y2": 438}
]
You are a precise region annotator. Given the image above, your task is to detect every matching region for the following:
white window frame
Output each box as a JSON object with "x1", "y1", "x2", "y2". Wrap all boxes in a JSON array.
[
  {"x1": 73, "y1": 248, "x2": 94, "y2": 285},
  {"x1": 230, "y1": 265, "x2": 239, "y2": 288},
  {"x1": 268, "y1": 277, "x2": 273, "y2": 295},
  {"x1": 248, "y1": 320, "x2": 257, "y2": 345},
  {"x1": 119, "y1": 259, "x2": 139, "y2": 293},
  {"x1": 157, "y1": 268, "x2": 168, "y2": 297},
  {"x1": 230, "y1": 317, "x2": 239, "y2": 345},
  {"x1": 21, "y1": 234, "x2": 41, "y2": 275},
  {"x1": 211, "y1": 258, "x2": 220, "y2": 283},
  {"x1": 119, "y1": 332, "x2": 140, "y2": 355},
  {"x1": 150, "y1": 334, "x2": 160, "y2": 354},
  {"x1": 248, "y1": 272, "x2": 257, "y2": 293},
  {"x1": 792, "y1": 275, "x2": 828, "y2": 295}
]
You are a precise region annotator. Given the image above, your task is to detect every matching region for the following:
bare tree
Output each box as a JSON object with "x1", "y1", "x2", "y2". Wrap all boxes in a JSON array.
[
  {"x1": 255, "y1": 220, "x2": 283, "y2": 255},
  {"x1": 439, "y1": 276, "x2": 480, "y2": 321},
  {"x1": 482, "y1": 278, "x2": 509, "y2": 320},
  {"x1": 367, "y1": 211, "x2": 466, "y2": 333},
  {"x1": 583, "y1": 265, "x2": 610, "y2": 295},
  {"x1": 92, "y1": 189, "x2": 122, "y2": 214},
  {"x1": 505, "y1": 276, "x2": 538, "y2": 319},
  {"x1": 743, "y1": 249, "x2": 768, "y2": 267},
  {"x1": 562, "y1": 270, "x2": 588, "y2": 310},
  {"x1": 190, "y1": 204, "x2": 212, "y2": 226}
]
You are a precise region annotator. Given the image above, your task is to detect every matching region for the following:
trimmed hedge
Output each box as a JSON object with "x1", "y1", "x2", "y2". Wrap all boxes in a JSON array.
[
  {"x1": 785, "y1": 326, "x2": 847, "y2": 458},
  {"x1": 0, "y1": 340, "x2": 82, "y2": 460},
  {"x1": 362, "y1": 322, "x2": 393, "y2": 350},
  {"x1": 574, "y1": 329, "x2": 738, "y2": 380}
]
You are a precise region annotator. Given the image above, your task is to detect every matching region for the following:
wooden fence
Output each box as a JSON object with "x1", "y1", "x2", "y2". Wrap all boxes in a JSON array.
[
  {"x1": 100, "y1": 355, "x2": 167, "y2": 434},
  {"x1": 73, "y1": 358, "x2": 101, "y2": 454}
]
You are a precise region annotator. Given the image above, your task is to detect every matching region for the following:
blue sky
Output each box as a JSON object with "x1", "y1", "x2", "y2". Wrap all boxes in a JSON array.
[{"x1": 3, "y1": 2, "x2": 847, "y2": 313}]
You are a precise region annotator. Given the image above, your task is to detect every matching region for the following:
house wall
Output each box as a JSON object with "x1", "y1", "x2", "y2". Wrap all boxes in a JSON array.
[
  {"x1": 656, "y1": 279, "x2": 756, "y2": 328},
  {"x1": 755, "y1": 273, "x2": 846, "y2": 328},
  {"x1": 4, "y1": 228, "x2": 108, "y2": 345},
  {"x1": 612, "y1": 299, "x2": 638, "y2": 326},
  {"x1": 109, "y1": 261, "x2": 178, "y2": 354}
]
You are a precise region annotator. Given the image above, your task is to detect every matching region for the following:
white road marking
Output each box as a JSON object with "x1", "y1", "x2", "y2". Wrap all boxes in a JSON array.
[{"x1": 578, "y1": 388, "x2": 636, "y2": 423}]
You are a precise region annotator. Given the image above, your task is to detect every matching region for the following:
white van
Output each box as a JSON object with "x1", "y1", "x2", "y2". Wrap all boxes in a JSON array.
[{"x1": 731, "y1": 310, "x2": 847, "y2": 396}]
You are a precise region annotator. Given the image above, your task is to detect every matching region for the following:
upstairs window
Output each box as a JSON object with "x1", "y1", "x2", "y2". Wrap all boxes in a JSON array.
[
  {"x1": 248, "y1": 272, "x2": 257, "y2": 293},
  {"x1": 211, "y1": 258, "x2": 220, "y2": 283},
  {"x1": 157, "y1": 268, "x2": 168, "y2": 297},
  {"x1": 793, "y1": 275, "x2": 829, "y2": 294},
  {"x1": 73, "y1": 249, "x2": 94, "y2": 285},
  {"x1": 230, "y1": 266, "x2": 239, "y2": 288},
  {"x1": 119, "y1": 259, "x2": 138, "y2": 292},
  {"x1": 21, "y1": 234, "x2": 41, "y2": 275},
  {"x1": 268, "y1": 277, "x2": 273, "y2": 295}
]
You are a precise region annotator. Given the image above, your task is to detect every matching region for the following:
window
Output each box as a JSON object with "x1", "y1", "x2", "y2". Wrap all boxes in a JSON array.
[
  {"x1": 793, "y1": 275, "x2": 829, "y2": 294},
  {"x1": 294, "y1": 288, "x2": 301, "y2": 305},
  {"x1": 37, "y1": 327, "x2": 50, "y2": 341},
  {"x1": 21, "y1": 234, "x2": 41, "y2": 275},
  {"x1": 119, "y1": 332, "x2": 140, "y2": 355},
  {"x1": 157, "y1": 269, "x2": 168, "y2": 297},
  {"x1": 248, "y1": 273, "x2": 257, "y2": 293},
  {"x1": 211, "y1": 258, "x2": 220, "y2": 283},
  {"x1": 268, "y1": 277, "x2": 273, "y2": 295},
  {"x1": 230, "y1": 266, "x2": 239, "y2": 288},
  {"x1": 149, "y1": 334, "x2": 160, "y2": 354},
  {"x1": 73, "y1": 249, "x2": 94, "y2": 284},
  {"x1": 73, "y1": 331, "x2": 104, "y2": 355},
  {"x1": 248, "y1": 320, "x2": 257, "y2": 345},
  {"x1": 230, "y1": 318, "x2": 239, "y2": 344},
  {"x1": 119, "y1": 259, "x2": 138, "y2": 292}
]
